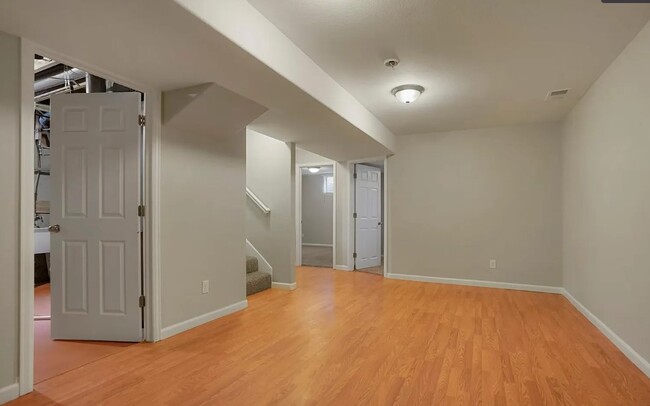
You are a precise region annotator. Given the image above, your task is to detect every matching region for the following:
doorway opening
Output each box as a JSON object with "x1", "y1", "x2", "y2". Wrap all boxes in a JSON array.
[
  {"x1": 297, "y1": 164, "x2": 336, "y2": 268},
  {"x1": 31, "y1": 54, "x2": 144, "y2": 384},
  {"x1": 351, "y1": 160, "x2": 385, "y2": 276}
]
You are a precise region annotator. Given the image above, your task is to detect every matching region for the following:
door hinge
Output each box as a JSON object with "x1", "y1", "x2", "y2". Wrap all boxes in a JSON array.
[
  {"x1": 353, "y1": 252, "x2": 357, "y2": 259},
  {"x1": 139, "y1": 295, "x2": 146, "y2": 308},
  {"x1": 353, "y1": 212, "x2": 357, "y2": 219},
  {"x1": 138, "y1": 205, "x2": 145, "y2": 217},
  {"x1": 353, "y1": 173, "x2": 358, "y2": 179},
  {"x1": 138, "y1": 114, "x2": 146, "y2": 127}
]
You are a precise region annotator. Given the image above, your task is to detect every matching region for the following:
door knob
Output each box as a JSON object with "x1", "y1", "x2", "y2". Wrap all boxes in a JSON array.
[{"x1": 48, "y1": 224, "x2": 60, "y2": 233}]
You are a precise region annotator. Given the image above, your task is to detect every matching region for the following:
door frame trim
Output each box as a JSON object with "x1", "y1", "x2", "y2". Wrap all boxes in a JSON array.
[
  {"x1": 295, "y1": 162, "x2": 337, "y2": 267},
  {"x1": 347, "y1": 156, "x2": 389, "y2": 276},
  {"x1": 18, "y1": 39, "x2": 162, "y2": 396}
]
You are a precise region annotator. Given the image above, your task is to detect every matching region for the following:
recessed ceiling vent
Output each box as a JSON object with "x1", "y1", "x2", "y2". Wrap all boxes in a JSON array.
[{"x1": 546, "y1": 88, "x2": 570, "y2": 100}]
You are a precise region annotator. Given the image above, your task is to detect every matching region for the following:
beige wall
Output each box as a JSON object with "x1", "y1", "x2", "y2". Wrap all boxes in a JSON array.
[
  {"x1": 295, "y1": 148, "x2": 333, "y2": 167},
  {"x1": 0, "y1": 30, "x2": 20, "y2": 391},
  {"x1": 246, "y1": 129, "x2": 296, "y2": 284},
  {"x1": 160, "y1": 126, "x2": 246, "y2": 328},
  {"x1": 333, "y1": 162, "x2": 351, "y2": 268},
  {"x1": 563, "y1": 21, "x2": 650, "y2": 365},
  {"x1": 388, "y1": 123, "x2": 563, "y2": 286},
  {"x1": 301, "y1": 173, "x2": 334, "y2": 245}
]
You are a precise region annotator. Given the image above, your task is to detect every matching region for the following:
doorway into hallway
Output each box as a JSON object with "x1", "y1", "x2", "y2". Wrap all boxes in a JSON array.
[{"x1": 298, "y1": 164, "x2": 335, "y2": 268}]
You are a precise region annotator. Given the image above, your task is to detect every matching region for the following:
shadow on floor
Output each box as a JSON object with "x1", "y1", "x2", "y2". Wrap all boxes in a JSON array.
[{"x1": 34, "y1": 284, "x2": 134, "y2": 384}]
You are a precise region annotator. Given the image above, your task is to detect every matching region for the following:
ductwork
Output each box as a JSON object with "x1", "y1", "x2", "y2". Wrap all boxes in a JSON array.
[
  {"x1": 33, "y1": 62, "x2": 137, "y2": 102},
  {"x1": 34, "y1": 66, "x2": 86, "y2": 95},
  {"x1": 86, "y1": 73, "x2": 106, "y2": 93}
]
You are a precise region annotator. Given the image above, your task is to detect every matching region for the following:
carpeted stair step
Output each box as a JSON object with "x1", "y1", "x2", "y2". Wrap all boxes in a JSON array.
[
  {"x1": 246, "y1": 271, "x2": 271, "y2": 296},
  {"x1": 246, "y1": 255, "x2": 258, "y2": 274}
]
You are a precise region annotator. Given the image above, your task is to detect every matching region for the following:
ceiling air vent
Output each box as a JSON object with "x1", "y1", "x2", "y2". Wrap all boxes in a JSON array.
[{"x1": 546, "y1": 88, "x2": 570, "y2": 100}]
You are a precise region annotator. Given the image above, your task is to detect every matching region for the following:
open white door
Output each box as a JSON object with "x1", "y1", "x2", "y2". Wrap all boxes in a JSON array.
[
  {"x1": 50, "y1": 92, "x2": 142, "y2": 342},
  {"x1": 354, "y1": 164, "x2": 382, "y2": 269}
]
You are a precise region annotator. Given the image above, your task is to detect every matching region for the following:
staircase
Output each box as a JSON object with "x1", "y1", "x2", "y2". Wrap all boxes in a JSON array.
[{"x1": 246, "y1": 256, "x2": 271, "y2": 295}]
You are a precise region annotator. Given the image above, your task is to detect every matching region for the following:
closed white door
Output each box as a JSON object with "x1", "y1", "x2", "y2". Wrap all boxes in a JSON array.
[
  {"x1": 354, "y1": 164, "x2": 382, "y2": 269},
  {"x1": 50, "y1": 92, "x2": 142, "y2": 342}
]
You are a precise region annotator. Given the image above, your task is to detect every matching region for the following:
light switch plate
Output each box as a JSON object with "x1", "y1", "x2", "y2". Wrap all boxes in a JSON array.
[
  {"x1": 202, "y1": 280, "x2": 209, "y2": 294},
  {"x1": 489, "y1": 259, "x2": 497, "y2": 269}
]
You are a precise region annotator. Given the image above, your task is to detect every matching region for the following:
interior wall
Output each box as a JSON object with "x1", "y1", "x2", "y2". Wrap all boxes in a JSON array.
[
  {"x1": 0, "y1": 30, "x2": 20, "y2": 392},
  {"x1": 246, "y1": 129, "x2": 296, "y2": 284},
  {"x1": 160, "y1": 125, "x2": 246, "y2": 329},
  {"x1": 388, "y1": 123, "x2": 563, "y2": 286},
  {"x1": 334, "y1": 162, "x2": 351, "y2": 268},
  {"x1": 295, "y1": 148, "x2": 333, "y2": 166},
  {"x1": 562, "y1": 21, "x2": 650, "y2": 366},
  {"x1": 301, "y1": 173, "x2": 333, "y2": 245}
]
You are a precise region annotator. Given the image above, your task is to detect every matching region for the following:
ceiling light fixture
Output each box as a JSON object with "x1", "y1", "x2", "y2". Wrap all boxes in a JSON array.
[
  {"x1": 308, "y1": 167, "x2": 320, "y2": 173},
  {"x1": 391, "y1": 84, "x2": 424, "y2": 104}
]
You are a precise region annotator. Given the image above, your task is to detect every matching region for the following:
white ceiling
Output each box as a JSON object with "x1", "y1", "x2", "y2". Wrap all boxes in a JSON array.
[
  {"x1": 248, "y1": 0, "x2": 650, "y2": 135},
  {"x1": 0, "y1": 0, "x2": 395, "y2": 161}
]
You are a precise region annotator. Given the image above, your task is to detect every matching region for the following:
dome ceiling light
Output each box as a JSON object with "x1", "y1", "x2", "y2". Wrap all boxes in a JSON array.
[
  {"x1": 391, "y1": 84, "x2": 425, "y2": 104},
  {"x1": 308, "y1": 167, "x2": 320, "y2": 173}
]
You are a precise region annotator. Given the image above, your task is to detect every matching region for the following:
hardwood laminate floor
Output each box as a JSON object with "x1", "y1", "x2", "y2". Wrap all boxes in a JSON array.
[
  {"x1": 33, "y1": 284, "x2": 134, "y2": 384},
  {"x1": 357, "y1": 262, "x2": 384, "y2": 276},
  {"x1": 11, "y1": 267, "x2": 650, "y2": 405}
]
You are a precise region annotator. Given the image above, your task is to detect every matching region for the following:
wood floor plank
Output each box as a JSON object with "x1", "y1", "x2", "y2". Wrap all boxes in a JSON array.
[{"x1": 9, "y1": 267, "x2": 650, "y2": 405}]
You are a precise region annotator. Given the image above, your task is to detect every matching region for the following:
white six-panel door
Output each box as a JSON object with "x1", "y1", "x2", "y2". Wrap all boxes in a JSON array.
[
  {"x1": 354, "y1": 164, "x2": 382, "y2": 269},
  {"x1": 50, "y1": 93, "x2": 142, "y2": 342}
]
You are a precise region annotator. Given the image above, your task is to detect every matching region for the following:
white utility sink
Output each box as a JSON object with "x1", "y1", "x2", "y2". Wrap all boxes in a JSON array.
[{"x1": 34, "y1": 228, "x2": 50, "y2": 254}]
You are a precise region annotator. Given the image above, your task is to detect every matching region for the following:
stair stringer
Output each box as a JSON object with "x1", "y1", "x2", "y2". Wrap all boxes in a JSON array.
[{"x1": 246, "y1": 239, "x2": 273, "y2": 276}]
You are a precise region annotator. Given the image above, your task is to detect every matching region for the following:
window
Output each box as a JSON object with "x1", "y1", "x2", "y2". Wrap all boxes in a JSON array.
[{"x1": 324, "y1": 175, "x2": 334, "y2": 194}]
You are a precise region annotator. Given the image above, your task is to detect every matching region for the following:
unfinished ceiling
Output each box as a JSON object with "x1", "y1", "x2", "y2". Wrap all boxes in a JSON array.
[{"x1": 248, "y1": 0, "x2": 650, "y2": 135}]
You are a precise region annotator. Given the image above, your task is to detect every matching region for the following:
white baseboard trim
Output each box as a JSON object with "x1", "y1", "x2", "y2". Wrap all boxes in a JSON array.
[
  {"x1": 160, "y1": 300, "x2": 248, "y2": 340},
  {"x1": 385, "y1": 273, "x2": 564, "y2": 294},
  {"x1": 302, "y1": 243, "x2": 333, "y2": 247},
  {"x1": 0, "y1": 383, "x2": 19, "y2": 405},
  {"x1": 272, "y1": 282, "x2": 297, "y2": 290},
  {"x1": 246, "y1": 239, "x2": 272, "y2": 275},
  {"x1": 561, "y1": 289, "x2": 650, "y2": 378},
  {"x1": 334, "y1": 265, "x2": 351, "y2": 271}
]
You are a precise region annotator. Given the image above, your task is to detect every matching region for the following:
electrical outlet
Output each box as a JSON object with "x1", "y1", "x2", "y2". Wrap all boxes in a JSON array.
[
  {"x1": 489, "y1": 259, "x2": 497, "y2": 269},
  {"x1": 202, "y1": 280, "x2": 209, "y2": 294}
]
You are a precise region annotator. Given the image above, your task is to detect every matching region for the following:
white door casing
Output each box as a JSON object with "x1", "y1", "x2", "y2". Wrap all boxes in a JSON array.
[
  {"x1": 50, "y1": 92, "x2": 142, "y2": 342},
  {"x1": 354, "y1": 164, "x2": 382, "y2": 269}
]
